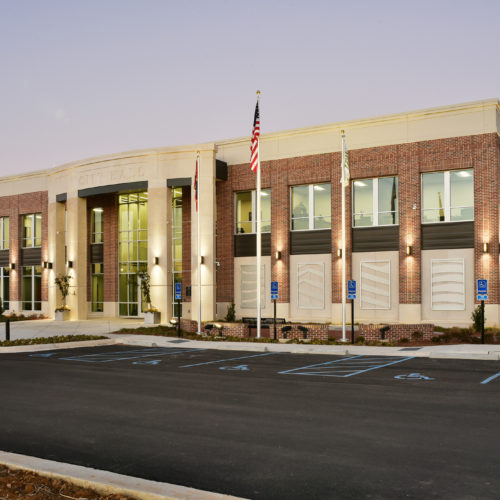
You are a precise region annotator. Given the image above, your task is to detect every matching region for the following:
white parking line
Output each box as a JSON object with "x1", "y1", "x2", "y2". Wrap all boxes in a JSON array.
[
  {"x1": 279, "y1": 355, "x2": 414, "y2": 377},
  {"x1": 480, "y1": 371, "x2": 500, "y2": 385},
  {"x1": 180, "y1": 352, "x2": 277, "y2": 368},
  {"x1": 59, "y1": 348, "x2": 205, "y2": 363}
]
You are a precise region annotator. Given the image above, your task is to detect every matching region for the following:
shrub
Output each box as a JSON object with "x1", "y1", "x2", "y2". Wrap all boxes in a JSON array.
[
  {"x1": 471, "y1": 304, "x2": 484, "y2": 333},
  {"x1": 356, "y1": 336, "x2": 365, "y2": 344},
  {"x1": 400, "y1": 337, "x2": 409, "y2": 343},
  {"x1": 431, "y1": 336, "x2": 441, "y2": 343},
  {"x1": 225, "y1": 302, "x2": 236, "y2": 322},
  {"x1": 411, "y1": 331, "x2": 423, "y2": 341}
]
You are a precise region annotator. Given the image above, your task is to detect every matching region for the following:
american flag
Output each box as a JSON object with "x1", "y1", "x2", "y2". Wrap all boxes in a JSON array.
[
  {"x1": 250, "y1": 100, "x2": 260, "y2": 172},
  {"x1": 194, "y1": 157, "x2": 198, "y2": 211}
]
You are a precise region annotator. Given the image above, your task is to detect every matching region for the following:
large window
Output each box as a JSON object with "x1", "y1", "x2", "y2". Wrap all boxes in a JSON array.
[
  {"x1": 22, "y1": 213, "x2": 42, "y2": 248},
  {"x1": 0, "y1": 217, "x2": 9, "y2": 250},
  {"x1": 353, "y1": 176, "x2": 398, "y2": 227},
  {"x1": 91, "y1": 263, "x2": 103, "y2": 312},
  {"x1": 118, "y1": 192, "x2": 148, "y2": 316},
  {"x1": 422, "y1": 169, "x2": 473, "y2": 223},
  {"x1": 91, "y1": 207, "x2": 103, "y2": 243},
  {"x1": 172, "y1": 188, "x2": 182, "y2": 317},
  {"x1": 235, "y1": 189, "x2": 271, "y2": 233},
  {"x1": 291, "y1": 183, "x2": 331, "y2": 230},
  {"x1": 22, "y1": 265, "x2": 41, "y2": 311},
  {"x1": 0, "y1": 267, "x2": 9, "y2": 310}
]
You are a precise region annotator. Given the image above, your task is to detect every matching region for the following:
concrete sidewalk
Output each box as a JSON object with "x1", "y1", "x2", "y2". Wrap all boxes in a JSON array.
[{"x1": 1, "y1": 318, "x2": 499, "y2": 360}]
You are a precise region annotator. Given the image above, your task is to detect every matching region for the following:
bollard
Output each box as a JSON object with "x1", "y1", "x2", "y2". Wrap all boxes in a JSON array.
[{"x1": 5, "y1": 319, "x2": 10, "y2": 341}]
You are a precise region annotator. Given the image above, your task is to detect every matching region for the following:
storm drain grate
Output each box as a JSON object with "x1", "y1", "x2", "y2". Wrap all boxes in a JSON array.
[
  {"x1": 399, "y1": 347, "x2": 422, "y2": 351},
  {"x1": 169, "y1": 339, "x2": 189, "y2": 344}
]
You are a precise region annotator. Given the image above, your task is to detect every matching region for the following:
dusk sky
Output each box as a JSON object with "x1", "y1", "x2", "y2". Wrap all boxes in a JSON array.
[{"x1": 1, "y1": 0, "x2": 499, "y2": 176}]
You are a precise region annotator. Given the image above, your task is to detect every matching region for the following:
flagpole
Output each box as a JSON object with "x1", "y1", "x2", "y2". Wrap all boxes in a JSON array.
[
  {"x1": 341, "y1": 131, "x2": 347, "y2": 342},
  {"x1": 256, "y1": 91, "x2": 262, "y2": 339},
  {"x1": 197, "y1": 151, "x2": 202, "y2": 335}
]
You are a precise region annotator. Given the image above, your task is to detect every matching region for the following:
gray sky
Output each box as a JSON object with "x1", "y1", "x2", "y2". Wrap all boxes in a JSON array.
[{"x1": 1, "y1": 0, "x2": 499, "y2": 176}]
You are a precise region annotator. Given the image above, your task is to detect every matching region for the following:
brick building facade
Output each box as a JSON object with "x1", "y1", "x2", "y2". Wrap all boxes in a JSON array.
[{"x1": 0, "y1": 99, "x2": 497, "y2": 326}]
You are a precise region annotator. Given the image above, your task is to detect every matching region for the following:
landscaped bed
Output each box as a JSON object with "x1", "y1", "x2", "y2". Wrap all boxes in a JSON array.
[
  {"x1": 0, "y1": 335, "x2": 108, "y2": 347},
  {"x1": 114, "y1": 325, "x2": 500, "y2": 346},
  {"x1": 0, "y1": 464, "x2": 132, "y2": 499}
]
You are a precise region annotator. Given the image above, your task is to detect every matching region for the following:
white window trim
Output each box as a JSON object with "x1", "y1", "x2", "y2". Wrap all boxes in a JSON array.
[
  {"x1": 0, "y1": 217, "x2": 8, "y2": 250},
  {"x1": 291, "y1": 183, "x2": 331, "y2": 231},
  {"x1": 421, "y1": 169, "x2": 474, "y2": 224},
  {"x1": 235, "y1": 189, "x2": 271, "y2": 234},
  {"x1": 352, "y1": 177, "x2": 398, "y2": 228}
]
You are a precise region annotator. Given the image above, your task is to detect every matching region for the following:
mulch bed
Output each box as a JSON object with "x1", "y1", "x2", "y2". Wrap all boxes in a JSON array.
[{"x1": 0, "y1": 465, "x2": 133, "y2": 500}]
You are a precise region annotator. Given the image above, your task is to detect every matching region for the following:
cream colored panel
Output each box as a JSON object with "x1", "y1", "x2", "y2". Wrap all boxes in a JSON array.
[
  {"x1": 290, "y1": 254, "x2": 331, "y2": 322},
  {"x1": 422, "y1": 249, "x2": 474, "y2": 324},
  {"x1": 352, "y1": 251, "x2": 399, "y2": 323},
  {"x1": 431, "y1": 259, "x2": 465, "y2": 311},
  {"x1": 234, "y1": 256, "x2": 272, "y2": 319}
]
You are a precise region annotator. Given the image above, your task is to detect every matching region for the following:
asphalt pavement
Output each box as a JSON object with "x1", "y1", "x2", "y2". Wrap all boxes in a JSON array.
[{"x1": 1, "y1": 343, "x2": 499, "y2": 499}]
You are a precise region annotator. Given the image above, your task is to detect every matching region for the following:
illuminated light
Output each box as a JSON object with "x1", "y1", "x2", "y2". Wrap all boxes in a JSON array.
[
  {"x1": 457, "y1": 171, "x2": 471, "y2": 177},
  {"x1": 483, "y1": 242, "x2": 489, "y2": 253},
  {"x1": 154, "y1": 256, "x2": 159, "y2": 265},
  {"x1": 406, "y1": 246, "x2": 412, "y2": 256},
  {"x1": 313, "y1": 185, "x2": 325, "y2": 191},
  {"x1": 353, "y1": 181, "x2": 368, "y2": 187},
  {"x1": 260, "y1": 191, "x2": 269, "y2": 196},
  {"x1": 275, "y1": 251, "x2": 281, "y2": 260},
  {"x1": 337, "y1": 248, "x2": 342, "y2": 258},
  {"x1": 92, "y1": 207, "x2": 104, "y2": 212}
]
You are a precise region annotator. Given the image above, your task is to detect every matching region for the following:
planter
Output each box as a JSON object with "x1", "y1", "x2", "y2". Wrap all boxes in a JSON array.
[
  {"x1": 55, "y1": 309, "x2": 71, "y2": 321},
  {"x1": 144, "y1": 311, "x2": 161, "y2": 324}
]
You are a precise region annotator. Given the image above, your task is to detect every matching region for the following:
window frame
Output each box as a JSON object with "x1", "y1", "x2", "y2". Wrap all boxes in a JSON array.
[
  {"x1": 235, "y1": 189, "x2": 271, "y2": 234},
  {"x1": 91, "y1": 207, "x2": 104, "y2": 244},
  {"x1": 290, "y1": 183, "x2": 331, "y2": 231},
  {"x1": 0, "y1": 217, "x2": 9, "y2": 250},
  {"x1": 22, "y1": 213, "x2": 42, "y2": 248},
  {"x1": 352, "y1": 176, "x2": 399, "y2": 228},
  {"x1": 421, "y1": 169, "x2": 474, "y2": 224}
]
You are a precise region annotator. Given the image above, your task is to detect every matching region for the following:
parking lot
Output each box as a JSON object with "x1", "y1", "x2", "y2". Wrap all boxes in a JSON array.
[{"x1": 1, "y1": 344, "x2": 499, "y2": 499}]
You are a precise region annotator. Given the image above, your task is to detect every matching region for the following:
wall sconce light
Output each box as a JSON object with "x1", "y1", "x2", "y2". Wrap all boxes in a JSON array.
[
  {"x1": 337, "y1": 248, "x2": 342, "y2": 258},
  {"x1": 9, "y1": 263, "x2": 15, "y2": 270},
  {"x1": 200, "y1": 256, "x2": 204, "y2": 265},
  {"x1": 154, "y1": 256, "x2": 159, "y2": 265},
  {"x1": 482, "y1": 242, "x2": 489, "y2": 253},
  {"x1": 43, "y1": 261, "x2": 53, "y2": 269},
  {"x1": 406, "y1": 245, "x2": 412, "y2": 256},
  {"x1": 67, "y1": 261, "x2": 73, "y2": 268},
  {"x1": 169, "y1": 318, "x2": 178, "y2": 325},
  {"x1": 275, "y1": 251, "x2": 281, "y2": 260}
]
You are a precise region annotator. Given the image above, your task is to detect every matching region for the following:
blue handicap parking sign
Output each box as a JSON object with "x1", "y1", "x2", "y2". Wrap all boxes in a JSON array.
[
  {"x1": 477, "y1": 279, "x2": 488, "y2": 293},
  {"x1": 271, "y1": 281, "x2": 279, "y2": 300},
  {"x1": 348, "y1": 280, "x2": 356, "y2": 294},
  {"x1": 175, "y1": 283, "x2": 182, "y2": 300}
]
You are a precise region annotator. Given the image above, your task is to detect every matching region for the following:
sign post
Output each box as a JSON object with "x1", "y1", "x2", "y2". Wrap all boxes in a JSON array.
[
  {"x1": 175, "y1": 282, "x2": 182, "y2": 337},
  {"x1": 271, "y1": 281, "x2": 279, "y2": 340},
  {"x1": 477, "y1": 279, "x2": 487, "y2": 344},
  {"x1": 348, "y1": 280, "x2": 356, "y2": 344}
]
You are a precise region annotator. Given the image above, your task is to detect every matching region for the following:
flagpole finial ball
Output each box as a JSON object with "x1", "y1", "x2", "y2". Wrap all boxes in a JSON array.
[
  {"x1": 256, "y1": 90, "x2": 261, "y2": 95},
  {"x1": 341, "y1": 129, "x2": 345, "y2": 134},
  {"x1": 197, "y1": 151, "x2": 200, "y2": 155}
]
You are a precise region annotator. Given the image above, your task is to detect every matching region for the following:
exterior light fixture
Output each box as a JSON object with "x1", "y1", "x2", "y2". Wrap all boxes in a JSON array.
[
  {"x1": 154, "y1": 256, "x2": 159, "y2": 265},
  {"x1": 406, "y1": 245, "x2": 412, "y2": 256},
  {"x1": 275, "y1": 251, "x2": 281, "y2": 260},
  {"x1": 337, "y1": 248, "x2": 342, "y2": 258},
  {"x1": 43, "y1": 261, "x2": 53, "y2": 269},
  {"x1": 170, "y1": 318, "x2": 178, "y2": 325},
  {"x1": 9, "y1": 263, "x2": 15, "y2": 270},
  {"x1": 200, "y1": 256, "x2": 204, "y2": 265},
  {"x1": 482, "y1": 242, "x2": 489, "y2": 253},
  {"x1": 67, "y1": 261, "x2": 73, "y2": 268}
]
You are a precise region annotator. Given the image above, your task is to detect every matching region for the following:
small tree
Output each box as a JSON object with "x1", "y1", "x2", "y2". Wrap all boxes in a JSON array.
[
  {"x1": 54, "y1": 273, "x2": 72, "y2": 310},
  {"x1": 138, "y1": 271, "x2": 155, "y2": 311},
  {"x1": 225, "y1": 302, "x2": 236, "y2": 322},
  {"x1": 471, "y1": 304, "x2": 484, "y2": 333}
]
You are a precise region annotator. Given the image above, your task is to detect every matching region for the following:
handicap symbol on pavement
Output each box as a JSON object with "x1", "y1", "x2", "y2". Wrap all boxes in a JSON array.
[
  {"x1": 394, "y1": 373, "x2": 434, "y2": 381},
  {"x1": 219, "y1": 365, "x2": 249, "y2": 371},
  {"x1": 132, "y1": 359, "x2": 162, "y2": 366}
]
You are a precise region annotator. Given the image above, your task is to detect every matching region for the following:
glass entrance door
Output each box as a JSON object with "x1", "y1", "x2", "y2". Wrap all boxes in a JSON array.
[{"x1": 118, "y1": 192, "x2": 148, "y2": 317}]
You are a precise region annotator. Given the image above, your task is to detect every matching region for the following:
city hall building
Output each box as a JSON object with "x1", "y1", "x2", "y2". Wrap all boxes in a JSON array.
[{"x1": 0, "y1": 98, "x2": 498, "y2": 326}]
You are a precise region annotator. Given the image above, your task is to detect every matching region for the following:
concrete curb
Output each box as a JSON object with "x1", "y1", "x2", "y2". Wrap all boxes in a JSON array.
[
  {"x1": 0, "y1": 338, "x2": 120, "y2": 354},
  {"x1": 0, "y1": 451, "x2": 246, "y2": 500}
]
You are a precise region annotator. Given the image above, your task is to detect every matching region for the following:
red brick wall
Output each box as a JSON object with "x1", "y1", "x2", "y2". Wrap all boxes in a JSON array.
[
  {"x1": 216, "y1": 133, "x2": 499, "y2": 308},
  {"x1": 86, "y1": 195, "x2": 118, "y2": 303},
  {"x1": 359, "y1": 323, "x2": 435, "y2": 342}
]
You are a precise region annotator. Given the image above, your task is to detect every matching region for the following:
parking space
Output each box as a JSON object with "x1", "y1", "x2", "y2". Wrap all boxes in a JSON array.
[{"x1": 19, "y1": 345, "x2": 500, "y2": 388}]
